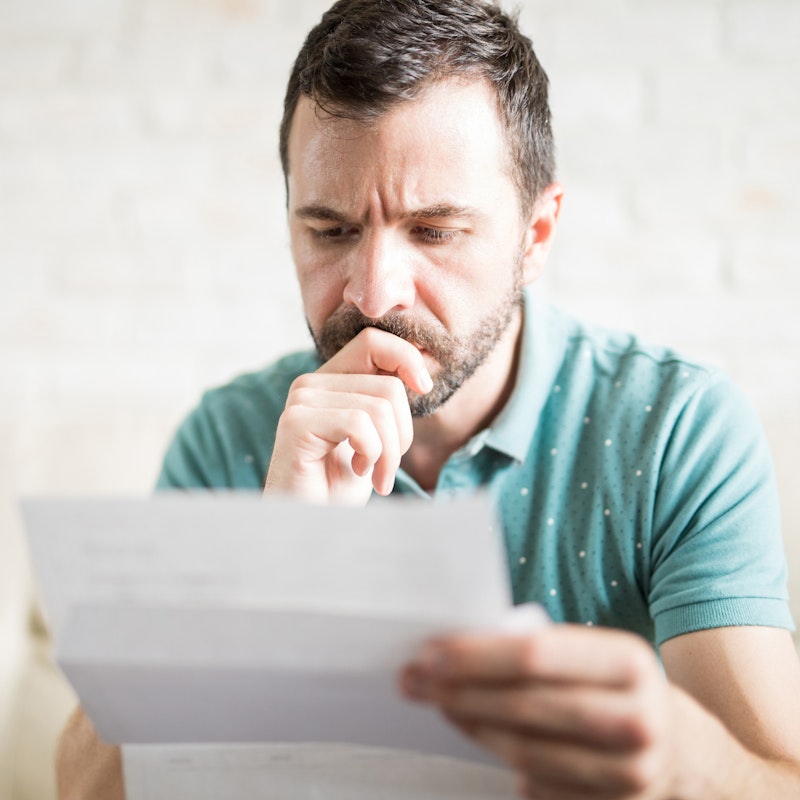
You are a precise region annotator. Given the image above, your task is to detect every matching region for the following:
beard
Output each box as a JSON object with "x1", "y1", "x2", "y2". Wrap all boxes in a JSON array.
[{"x1": 310, "y1": 268, "x2": 524, "y2": 417}]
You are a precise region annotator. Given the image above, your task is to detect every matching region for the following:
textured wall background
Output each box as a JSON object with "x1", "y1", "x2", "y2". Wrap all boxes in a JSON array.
[{"x1": 1, "y1": 0, "x2": 798, "y2": 797}]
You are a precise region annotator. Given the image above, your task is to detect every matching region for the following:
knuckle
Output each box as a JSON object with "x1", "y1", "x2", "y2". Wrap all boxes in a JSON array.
[
  {"x1": 517, "y1": 636, "x2": 547, "y2": 675},
  {"x1": 360, "y1": 403, "x2": 395, "y2": 449},
  {"x1": 279, "y1": 404, "x2": 306, "y2": 427},
  {"x1": 620, "y1": 638, "x2": 657, "y2": 685},
  {"x1": 618, "y1": 706, "x2": 658, "y2": 750},
  {"x1": 388, "y1": 372, "x2": 408, "y2": 398},
  {"x1": 288, "y1": 386, "x2": 313, "y2": 406},
  {"x1": 619, "y1": 750, "x2": 660, "y2": 794},
  {"x1": 349, "y1": 407, "x2": 374, "y2": 433},
  {"x1": 370, "y1": 394, "x2": 396, "y2": 424},
  {"x1": 375, "y1": 373, "x2": 407, "y2": 409},
  {"x1": 614, "y1": 683, "x2": 662, "y2": 749},
  {"x1": 289, "y1": 374, "x2": 314, "y2": 392},
  {"x1": 359, "y1": 326, "x2": 381, "y2": 345}
]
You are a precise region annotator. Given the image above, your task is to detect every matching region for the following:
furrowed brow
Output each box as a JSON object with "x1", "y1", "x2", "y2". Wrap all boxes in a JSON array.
[
  {"x1": 403, "y1": 204, "x2": 479, "y2": 220},
  {"x1": 295, "y1": 205, "x2": 348, "y2": 223},
  {"x1": 294, "y1": 203, "x2": 479, "y2": 223}
]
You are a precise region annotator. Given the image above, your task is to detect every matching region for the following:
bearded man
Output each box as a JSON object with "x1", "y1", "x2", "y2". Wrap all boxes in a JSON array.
[{"x1": 58, "y1": 1, "x2": 800, "y2": 798}]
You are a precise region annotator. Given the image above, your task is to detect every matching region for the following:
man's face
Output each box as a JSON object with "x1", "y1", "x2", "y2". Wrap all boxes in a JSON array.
[{"x1": 286, "y1": 78, "x2": 532, "y2": 415}]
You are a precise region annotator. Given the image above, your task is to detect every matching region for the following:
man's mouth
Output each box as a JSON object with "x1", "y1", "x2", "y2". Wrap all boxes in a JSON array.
[{"x1": 413, "y1": 343, "x2": 435, "y2": 363}]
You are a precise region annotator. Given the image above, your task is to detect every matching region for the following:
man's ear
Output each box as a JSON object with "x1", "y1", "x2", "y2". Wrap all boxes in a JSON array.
[{"x1": 520, "y1": 182, "x2": 564, "y2": 285}]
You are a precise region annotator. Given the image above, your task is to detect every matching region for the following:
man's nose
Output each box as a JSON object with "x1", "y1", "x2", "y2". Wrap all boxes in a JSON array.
[{"x1": 342, "y1": 230, "x2": 415, "y2": 319}]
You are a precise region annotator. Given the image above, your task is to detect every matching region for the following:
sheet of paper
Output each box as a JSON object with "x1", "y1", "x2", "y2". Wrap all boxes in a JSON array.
[
  {"x1": 122, "y1": 743, "x2": 519, "y2": 800},
  {"x1": 23, "y1": 494, "x2": 518, "y2": 796}
]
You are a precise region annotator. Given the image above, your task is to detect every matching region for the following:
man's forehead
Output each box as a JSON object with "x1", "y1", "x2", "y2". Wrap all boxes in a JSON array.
[
  {"x1": 285, "y1": 78, "x2": 519, "y2": 216},
  {"x1": 290, "y1": 96, "x2": 375, "y2": 150},
  {"x1": 289, "y1": 77, "x2": 503, "y2": 149}
]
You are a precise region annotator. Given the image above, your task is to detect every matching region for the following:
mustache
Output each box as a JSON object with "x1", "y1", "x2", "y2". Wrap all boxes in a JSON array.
[{"x1": 314, "y1": 307, "x2": 455, "y2": 362}]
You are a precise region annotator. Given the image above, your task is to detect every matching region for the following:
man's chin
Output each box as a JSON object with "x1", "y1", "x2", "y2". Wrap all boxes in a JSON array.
[
  {"x1": 407, "y1": 381, "x2": 458, "y2": 418},
  {"x1": 408, "y1": 397, "x2": 441, "y2": 418}
]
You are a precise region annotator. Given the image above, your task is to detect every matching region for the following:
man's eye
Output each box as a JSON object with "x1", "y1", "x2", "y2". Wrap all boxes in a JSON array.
[
  {"x1": 313, "y1": 226, "x2": 348, "y2": 240},
  {"x1": 416, "y1": 227, "x2": 457, "y2": 244},
  {"x1": 313, "y1": 226, "x2": 344, "y2": 239}
]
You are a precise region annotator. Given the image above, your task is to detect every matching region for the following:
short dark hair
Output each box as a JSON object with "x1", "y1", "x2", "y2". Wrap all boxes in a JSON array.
[{"x1": 279, "y1": 0, "x2": 555, "y2": 215}]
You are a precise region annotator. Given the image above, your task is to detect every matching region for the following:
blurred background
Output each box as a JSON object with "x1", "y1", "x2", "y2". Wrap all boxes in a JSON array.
[{"x1": 1, "y1": 0, "x2": 798, "y2": 797}]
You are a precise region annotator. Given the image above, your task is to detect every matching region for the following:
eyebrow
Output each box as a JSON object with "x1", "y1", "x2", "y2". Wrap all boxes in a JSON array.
[
  {"x1": 294, "y1": 203, "x2": 480, "y2": 223},
  {"x1": 294, "y1": 205, "x2": 348, "y2": 223},
  {"x1": 402, "y1": 204, "x2": 479, "y2": 220}
]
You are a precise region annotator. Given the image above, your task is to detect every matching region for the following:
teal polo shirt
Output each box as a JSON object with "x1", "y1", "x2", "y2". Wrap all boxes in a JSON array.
[{"x1": 157, "y1": 291, "x2": 794, "y2": 648}]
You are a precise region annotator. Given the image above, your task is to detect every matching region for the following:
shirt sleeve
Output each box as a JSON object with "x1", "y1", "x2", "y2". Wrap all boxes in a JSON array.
[
  {"x1": 155, "y1": 397, "x2": 233, "y2": 489},
  {"x1": 648, "y1": 372, "x2": 794, "y2": 645},
  {"x1": 154, "y1": 384, "x2": 286, "y2": 491}
]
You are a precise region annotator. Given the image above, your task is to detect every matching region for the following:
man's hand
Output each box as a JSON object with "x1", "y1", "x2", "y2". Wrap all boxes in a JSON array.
[
  {"x1": 401, "y1": 625, "x2": 683, "y2": 799},
  {"x1": 265, "y1": 327, "x2": 432, "y2": 505},
  {"x1": 400, "y1": 624, "x2": 800, "y2": 799}
]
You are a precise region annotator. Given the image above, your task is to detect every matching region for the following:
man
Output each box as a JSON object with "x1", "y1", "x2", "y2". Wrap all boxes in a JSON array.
[{"x1": 59, "y1": 0, "x2": 800, "y2": 797}]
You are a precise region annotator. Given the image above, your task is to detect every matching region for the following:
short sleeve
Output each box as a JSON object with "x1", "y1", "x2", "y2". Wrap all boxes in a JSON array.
[
  {"x1": 153, "y1": 354, "x2": 320, "y2": 491},
  {"x1": 155, "y1": 397, "x2": 244, "y2": 489},
  {"x1": 648, "y1": 373, "x2": 794, "y2": 645}
]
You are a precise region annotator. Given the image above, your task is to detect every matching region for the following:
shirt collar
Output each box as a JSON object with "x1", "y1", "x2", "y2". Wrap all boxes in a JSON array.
[{"x1": 482, "y1": 289, "x2": 569, "y2": 463}]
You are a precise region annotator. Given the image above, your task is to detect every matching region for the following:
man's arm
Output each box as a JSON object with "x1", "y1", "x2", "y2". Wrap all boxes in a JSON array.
[
  {"x1": 401, "y1": 624, "x2": 800, "y2": 799},
  {"x1": 56, "y1": 707, "x2": 124, "y2": 800},
  {"x1": 661, "y1": 625, "x2": 800, "y2": 794}
]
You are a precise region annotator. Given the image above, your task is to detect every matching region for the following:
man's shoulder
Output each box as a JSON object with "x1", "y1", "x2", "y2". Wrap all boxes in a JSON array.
[
  {"x1": 535, "y1": 302, "x2": 757, "y2": 454},
  {"x1": 545, "y1": 303, "x2": 719, "y2": 397},
  {"x1": 500, "y1": 297, "x2": 727, "y2": 462},
  {"x1": 543, "y1": 306, "x2": 770, "y2": 517}
]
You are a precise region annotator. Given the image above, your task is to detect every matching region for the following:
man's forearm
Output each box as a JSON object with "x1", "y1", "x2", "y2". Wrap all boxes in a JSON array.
[
  {"x1": 697, "y1": 745, "x2": 800, "y2": 799},
  {"x1": 673, "y1": 686, "x2": 800, "y2": 800},
  {"x1": 57, "y1": 706, "x2": 124, "y2": 800}
]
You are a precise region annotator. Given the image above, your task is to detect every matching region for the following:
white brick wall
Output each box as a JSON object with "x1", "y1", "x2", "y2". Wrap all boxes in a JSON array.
[{"x1": 1, "y1": 1, "x2": 798, "y2": 796}]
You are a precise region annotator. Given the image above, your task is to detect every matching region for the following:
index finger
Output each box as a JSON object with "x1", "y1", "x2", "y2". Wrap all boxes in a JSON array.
[
  {"x1": 318, "y1": 327, "x2": 433, "y2": 395},
  {"x1": 408, "y1": 625, "x2": 659, "y2": 688}
]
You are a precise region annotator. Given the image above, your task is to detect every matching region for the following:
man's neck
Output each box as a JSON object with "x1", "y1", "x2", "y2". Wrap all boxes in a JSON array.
[{"x1": 401, "y1": 310, "x2": 523, "y2": 493}]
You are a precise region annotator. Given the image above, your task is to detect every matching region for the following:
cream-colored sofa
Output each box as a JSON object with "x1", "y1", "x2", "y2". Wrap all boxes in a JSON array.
[{"x1": 1, "y1": 588, "x2": 76, "y2": 800}]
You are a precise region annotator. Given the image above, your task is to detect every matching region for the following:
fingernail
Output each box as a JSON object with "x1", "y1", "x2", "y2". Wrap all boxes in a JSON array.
[{"x1": 419, "y1": 371, "x2": 433, "y2": 393}]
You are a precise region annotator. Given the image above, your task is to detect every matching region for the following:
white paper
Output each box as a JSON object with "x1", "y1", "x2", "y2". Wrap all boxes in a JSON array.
[
  {"x1": 122, "y1": 743, "x2": 518, "y2": 800},
  {"x1": 22, "y1": 493, "x2": 520, "y2": 798}
]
